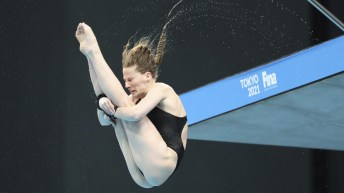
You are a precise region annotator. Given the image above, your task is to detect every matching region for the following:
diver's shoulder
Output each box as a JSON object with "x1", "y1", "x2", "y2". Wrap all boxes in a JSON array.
[{"x1": 155, "y1": 82, "x2": 173, "y2": 90}]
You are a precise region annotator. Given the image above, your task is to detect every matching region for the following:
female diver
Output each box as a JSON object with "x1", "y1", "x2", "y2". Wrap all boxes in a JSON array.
[{"x1": 75, "y1": 22, "x2": 188, "y2": 188}]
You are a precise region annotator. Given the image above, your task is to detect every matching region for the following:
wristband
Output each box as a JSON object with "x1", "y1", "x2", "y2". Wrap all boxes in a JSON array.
[{"x1": 97, "y1": 93, "x2": 107, "y2": 110}]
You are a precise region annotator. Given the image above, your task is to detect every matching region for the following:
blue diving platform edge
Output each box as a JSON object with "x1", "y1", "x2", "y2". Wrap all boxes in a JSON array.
[{"x1": 180, "y1": 35, "x2": 344, "y2": 125}]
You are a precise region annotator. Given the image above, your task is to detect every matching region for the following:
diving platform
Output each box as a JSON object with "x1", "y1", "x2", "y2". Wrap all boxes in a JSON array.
[{"x1": 181, "y1": 36, "x2": 344, "y2": 151}]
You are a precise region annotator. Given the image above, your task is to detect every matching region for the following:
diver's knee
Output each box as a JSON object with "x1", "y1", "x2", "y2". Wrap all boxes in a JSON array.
[
  {"x1": 131, "y1": 175, "x2": 154, "y2": 188},
  {"x1": 135, "y1": 181, "x2": 154, "y2": 189},
  {"x1": 145, "y1": 174, "x2": 168, "y2": 187}
]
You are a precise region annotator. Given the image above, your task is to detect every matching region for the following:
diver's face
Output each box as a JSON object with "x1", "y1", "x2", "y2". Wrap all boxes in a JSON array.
[{"x1": 123, "y1": 65, "x2": 151, "y2": 98}]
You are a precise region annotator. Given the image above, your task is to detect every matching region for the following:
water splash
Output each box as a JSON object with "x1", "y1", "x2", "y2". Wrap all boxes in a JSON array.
[
  {"x1": 112, "y1": 0, "x2": 317, "y2": 63},
  {"x1": 161, "y1": 0, "x2": 316, "y2": 56}
]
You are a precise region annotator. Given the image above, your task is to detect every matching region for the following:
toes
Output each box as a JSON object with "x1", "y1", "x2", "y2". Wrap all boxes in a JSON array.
[
  {"x1": 76, "y1": 25, "x2": 85, "y2": 35},
  {"x1": 78, "y1": 23, "x2": 84, "y2": 30}
]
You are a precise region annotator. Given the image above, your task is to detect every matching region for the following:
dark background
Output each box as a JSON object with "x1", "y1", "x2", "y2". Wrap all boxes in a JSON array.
[{"x1": 1, "y1": 0, "x2": 343, "y2": 192}]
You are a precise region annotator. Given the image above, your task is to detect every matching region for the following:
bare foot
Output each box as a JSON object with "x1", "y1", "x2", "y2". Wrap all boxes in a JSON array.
[{"x1": 75, "y1": 22, "x2": 100, "y2": 56}]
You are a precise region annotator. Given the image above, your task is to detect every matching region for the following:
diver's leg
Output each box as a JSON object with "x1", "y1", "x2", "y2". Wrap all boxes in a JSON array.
[
  {"x1": 121, "y1": 118, "x2": 178, "y2": 186},
  {"x1": 87, "y1": 58, "x2": 152, "y2": 188},
  {"x1": 87, "y1": 50, "x2": 132, "y2": 107},
  {"x1": 87, "y1": 58, "x2": 103, "y2": 96},
  {"x1": 113, "y1": 120, "x2": 154, "y2": 188},
  {"x1": 76, "y1": 23, "x2": 132, "y2": 107},
  {"x1": 86, "y1": 49, "x2": 150, "y2": 186}
]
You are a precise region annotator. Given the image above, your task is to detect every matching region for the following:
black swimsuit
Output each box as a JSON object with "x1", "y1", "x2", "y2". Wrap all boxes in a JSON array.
[{"x1": 146, "y1": 107, "x2": 187, "y2": 171}]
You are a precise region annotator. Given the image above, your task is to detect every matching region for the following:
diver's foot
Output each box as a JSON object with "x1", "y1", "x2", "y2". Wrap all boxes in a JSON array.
[{"x1": 75, "y1": 22, "x2": 100, "y2": 56}]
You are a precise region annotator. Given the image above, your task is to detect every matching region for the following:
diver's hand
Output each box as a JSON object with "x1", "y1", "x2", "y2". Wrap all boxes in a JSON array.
[{"x1": 99, "y1": 97, "x2": 117, "y2": 116}]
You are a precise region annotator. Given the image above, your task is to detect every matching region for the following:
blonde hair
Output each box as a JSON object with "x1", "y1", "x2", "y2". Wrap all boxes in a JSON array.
[{"x1": 122, "y1": 29, "x2": 167, "y2": 79}]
